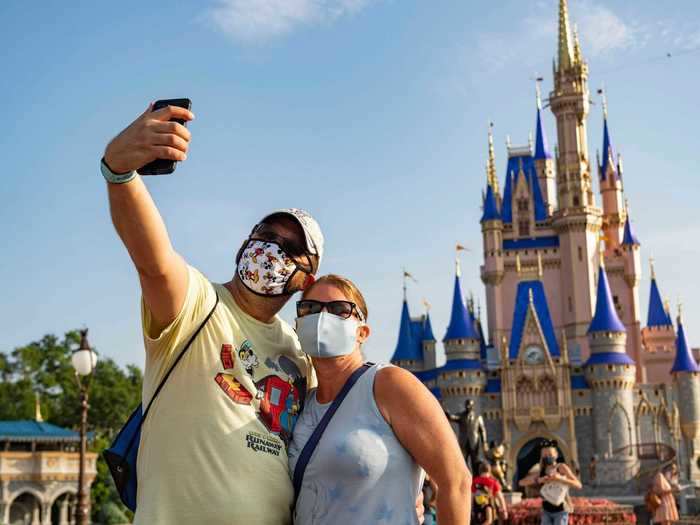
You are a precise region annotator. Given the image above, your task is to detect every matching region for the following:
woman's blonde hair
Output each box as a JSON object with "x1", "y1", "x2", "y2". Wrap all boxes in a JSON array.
[{"x1": 302, "y1": 274, "x2": 368, "y2": 320}]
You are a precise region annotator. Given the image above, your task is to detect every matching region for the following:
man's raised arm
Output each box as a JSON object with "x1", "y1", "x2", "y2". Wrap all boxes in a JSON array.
[{"x1": 103, "y1": 104, "x2": 194, "y2": 335}]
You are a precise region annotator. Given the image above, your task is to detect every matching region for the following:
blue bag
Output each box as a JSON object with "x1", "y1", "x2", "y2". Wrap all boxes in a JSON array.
[{"x1": 104, "y1": 291, "x2": 219, "y2": 511}]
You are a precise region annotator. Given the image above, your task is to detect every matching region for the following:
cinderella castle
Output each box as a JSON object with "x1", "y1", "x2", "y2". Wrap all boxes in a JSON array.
[{"x1": 391, "y1": 0, "x2": 700, "y2": 498}]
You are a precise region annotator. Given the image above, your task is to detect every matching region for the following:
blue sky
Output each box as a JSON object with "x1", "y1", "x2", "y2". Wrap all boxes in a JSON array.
[{"x1": 2, "y1": 0, "x2": 700, "y2": 370}]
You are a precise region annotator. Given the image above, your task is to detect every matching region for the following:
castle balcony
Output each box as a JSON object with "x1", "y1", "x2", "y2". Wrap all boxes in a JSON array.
[{"x1": 0, "y1": 450, "x2": 97, "y2": 482}]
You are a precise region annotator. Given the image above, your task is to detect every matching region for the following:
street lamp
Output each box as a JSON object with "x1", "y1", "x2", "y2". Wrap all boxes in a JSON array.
[{"x1": 71, "y1": 328, "x2": 97, "y2": 525}]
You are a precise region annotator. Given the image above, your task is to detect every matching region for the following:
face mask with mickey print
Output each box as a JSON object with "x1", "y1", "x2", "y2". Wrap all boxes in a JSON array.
[{"x1": 237, "y1": 240, "x2": 299, "y2": 296}]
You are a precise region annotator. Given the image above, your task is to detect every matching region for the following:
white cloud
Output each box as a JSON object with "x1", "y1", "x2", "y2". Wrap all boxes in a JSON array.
[
  {"x1": 574, "y1": 2, "x2": 640, "y2": 55},
  {"x1": 474, "y1": 1, "x2": 645, "y2": 74},
  {"x1": 206, "y1": 0, "x2": 377, "y2": 43}
]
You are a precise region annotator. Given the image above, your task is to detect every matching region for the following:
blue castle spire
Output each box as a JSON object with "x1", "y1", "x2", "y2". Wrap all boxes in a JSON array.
[
  {"x1": 423, "y1": 313, "x2": 436, "y2": 342},
  {"x1": 391, "y1": 300, "x2": 422, "y2": 362},
  {"x1": 671, "y1": 312, "x2": 700, "y2": 373},
  {"x1": 588, "y1": 264, "x2": 626, "y2": 333},
  {"x1": 622, "y1": 201, "x2": 640, "y2": 246},
  {"x1": 444, "y1": 266, "x2": 479, "y2": 341},
  {"x1": 481, "y1": 184, "x2": 501, "y2": 222},
  {"x1": 600, "y1": 113, "x2": 617, "y2": 181},
  {"x1": 647, "y1": 265, "x2": 672, "y2": 327},
  {"x1": 622, "y1": 215, "x2": 640, "y2": 246}
]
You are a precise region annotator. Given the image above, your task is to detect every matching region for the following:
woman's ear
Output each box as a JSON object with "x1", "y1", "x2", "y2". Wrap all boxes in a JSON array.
[{"x1": 357, "y1": 324, "x2": 371, "y2": 344}]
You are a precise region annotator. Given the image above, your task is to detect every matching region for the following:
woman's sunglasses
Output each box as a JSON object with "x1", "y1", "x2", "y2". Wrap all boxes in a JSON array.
[{"x1": 296, "y1": 299, "x2": 365, "y2": 321}]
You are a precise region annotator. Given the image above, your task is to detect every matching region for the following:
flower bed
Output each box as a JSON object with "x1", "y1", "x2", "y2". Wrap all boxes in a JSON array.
[{"x1": 509, "y1": 497, "x2": 637, "y2": 524}]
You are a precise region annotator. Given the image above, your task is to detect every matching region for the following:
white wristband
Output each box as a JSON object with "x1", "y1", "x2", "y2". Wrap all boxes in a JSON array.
[{"x1": 100, "y1": 158, "x2": 137, "y2": 184}]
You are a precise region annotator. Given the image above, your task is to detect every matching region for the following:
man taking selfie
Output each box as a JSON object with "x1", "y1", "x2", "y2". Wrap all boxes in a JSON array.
[{"x1": 100, "y1": 103, "x2": 326, "y2": 524}]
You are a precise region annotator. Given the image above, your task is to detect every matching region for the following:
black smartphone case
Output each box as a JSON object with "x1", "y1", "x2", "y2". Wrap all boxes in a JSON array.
[{"x1": 137, "y1": 98, "x2": 191, "y2": 176}]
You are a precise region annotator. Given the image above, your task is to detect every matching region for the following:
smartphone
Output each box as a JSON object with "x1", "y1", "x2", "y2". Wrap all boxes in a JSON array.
[{"x1": 137, "y1": 98, "x2": 192, "y2": 175}]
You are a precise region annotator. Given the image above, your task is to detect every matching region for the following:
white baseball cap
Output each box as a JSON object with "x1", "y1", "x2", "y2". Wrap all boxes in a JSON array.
[{"x1": 259, "y1": 208, "x2": 324, "y2": 265}]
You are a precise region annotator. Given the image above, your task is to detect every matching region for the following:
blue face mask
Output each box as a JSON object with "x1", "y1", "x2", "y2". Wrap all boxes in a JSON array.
[{"x1": 295, "y1": 312, "x2": 360, "y2": 358}]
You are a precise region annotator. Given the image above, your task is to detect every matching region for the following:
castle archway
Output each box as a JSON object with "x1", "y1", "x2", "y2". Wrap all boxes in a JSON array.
[
  {"x1": 9, "y1": 491, "x2": 43, "y2": 525},
  {"x1": 512, "y1": 434, "x2": 570, "y2": 490}
]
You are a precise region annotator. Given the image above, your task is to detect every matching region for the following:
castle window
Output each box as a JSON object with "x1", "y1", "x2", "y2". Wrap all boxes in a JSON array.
[
  {"x1": 568, "y1": 296, "x2": 573, "y2": 312},
  {"x1": 518, "y1": 198, "x2": 529, "y2": 212},
  {"x1": 519, "y1": 220, "x2": 531, "y2": 237},
  {"x1": 578, "y1": 246, "x2": 583, "y2": 262}
]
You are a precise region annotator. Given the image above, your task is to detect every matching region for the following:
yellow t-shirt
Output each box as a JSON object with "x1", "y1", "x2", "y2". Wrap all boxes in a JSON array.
[{"x1": 135, "y1": 265, "x2": 314, "y2": 525}]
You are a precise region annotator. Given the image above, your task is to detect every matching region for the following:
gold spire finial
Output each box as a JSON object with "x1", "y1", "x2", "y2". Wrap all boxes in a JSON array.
[
  {"x1": 678, "y1": 301, "x2": 684, "y2": 323},
  {"x1": 597, "y1": 231, "x2": 607, "y2": 266},
  {"x1": 455, "y1": 257, "x2": 462, "y2": 278},
  {"x1": 664, "y1": 299, "x2": 671, "y2": 314},
  {"x1": 422, "y1": 298, "x2": 431, "y2": 313},
  {"x1": 558, "y1": 0, "x2": 574, "y2": 70},
  {"x1": 487, "y1": 122, "x2": 499, "y2": 195},
  {"x1": 649, "y1": 256, "x2": 656, "y2": 280},
  {"x1": 528, "y1": 131, "x2": 534, "y2": 151},
  {"x1": 500, "y1": 335, "x2": 509, "y2": 366},
  {"x1": 35, "y1": 392, "x2": 43, "y2": 422},
  {"x1": 573, "y1": 23, "x2": 583, "y2": 65}
]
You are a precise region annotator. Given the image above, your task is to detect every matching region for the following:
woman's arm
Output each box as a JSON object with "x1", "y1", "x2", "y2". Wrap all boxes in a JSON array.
[
  {"x1": 519, "y1": 467, "x2": 541, "y2": 488},
  {"x1": 375, "y1": 366, "x2": 471, "y2": 525},
  {"x1": 555, "y1": 464, "x2": 582, "y2": 490}
]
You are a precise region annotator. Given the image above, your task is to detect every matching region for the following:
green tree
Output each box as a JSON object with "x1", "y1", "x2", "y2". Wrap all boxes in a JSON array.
[{"x1": 1, "y1": 330, "x2": 142, "y2": 523}]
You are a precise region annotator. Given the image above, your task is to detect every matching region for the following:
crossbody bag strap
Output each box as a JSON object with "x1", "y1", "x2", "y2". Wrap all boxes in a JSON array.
[
  {"x1": 141, "y1": 288, "x2": 219, "y2": 422},
  {"x1": 292, "y1": 362, "x2": 373, "y2": 501}
]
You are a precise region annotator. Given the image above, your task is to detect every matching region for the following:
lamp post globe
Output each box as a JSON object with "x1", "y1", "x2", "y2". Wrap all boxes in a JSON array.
[
  {"x1": 71, "y1": 333, "x2": 98, "y2": 376},
  {"x1": 73, "y1": 328, "x2": 97, "y2": 525}
]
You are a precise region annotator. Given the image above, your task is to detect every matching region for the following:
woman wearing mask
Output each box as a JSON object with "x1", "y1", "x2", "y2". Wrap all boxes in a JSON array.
[
  {"x1": 519, "y1": 441, "x2": 581, "y2": 525},
  {"x1": 289, "y1": 274, "x2": 471, "y2": 524}
]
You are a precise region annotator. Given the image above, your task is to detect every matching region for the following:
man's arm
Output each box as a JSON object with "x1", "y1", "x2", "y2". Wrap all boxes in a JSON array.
[
  {"x1": 376, "y1": 367, "x2": 471, "y2": 525},
  {"x1": 103, "y1": 104, "x2": 194, "y2": 334},
  {"x1": 444, "y1": 410, "x2": 459, "y2": 422}
]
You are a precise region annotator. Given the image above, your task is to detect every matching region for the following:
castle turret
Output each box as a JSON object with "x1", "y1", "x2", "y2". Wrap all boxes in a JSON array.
[
  {"x1": 534, "y1": 84, "x2": 556, "y2": 213},
  {"x1": 616, "y1": 199, "x2": 644, "y2": 380},
  {"x1": 550, "y1": 0, "x2": 601, "y2": 361},
  {"x1": 584, "y1": 262, "x2": 637, "y2": 484},
  {"x1": 672, "y1": 309, "x2": 700, "y2": 482},
  {"x1": 422, "y1": 313, "x2": 437, "y2": 370},
  {"x1": 441, "y1": 263, "x2": 486, "y2": 412},
  {"x1": 641, "y1": 259, "x2": 676, "y2": 383},
  {"x1": 390, "y1": 299, "x2": 423, "y2": 371},
  {"x1": 551, "y1": 0, "x2": 594, "y2": 211},
  {"x1": 598, "y1": 97, "x2": 625, "y2": 250},
  {"x1": 481, "y1": 126, "x2": 506, "y2": 348}
]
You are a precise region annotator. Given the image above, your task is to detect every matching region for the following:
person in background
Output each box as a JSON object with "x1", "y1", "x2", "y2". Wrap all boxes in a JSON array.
[
  {"x1": 471, "y1": 477, "x2": 495, "y2": 525},
  {"x1": 651, "y1": 463, "x2": 679, "y2": 525},
  {"x1": 519, "y1": 441, "x2": 582, "y2": 525},
  {"x1": 289, "y1": 274, "x2": 471, "y2": 524},
  {"x1": 472, "y1": 463, "x2": 508, "y2": 522},
  {"x1": 423, "y1": 475, "x2": 439, "y2": 525}
]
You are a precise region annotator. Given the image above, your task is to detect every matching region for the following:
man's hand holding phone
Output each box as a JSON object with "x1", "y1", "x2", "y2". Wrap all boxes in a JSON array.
[{"x1": 104, "y1": 101, "x2": 194, "y2": 175}]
